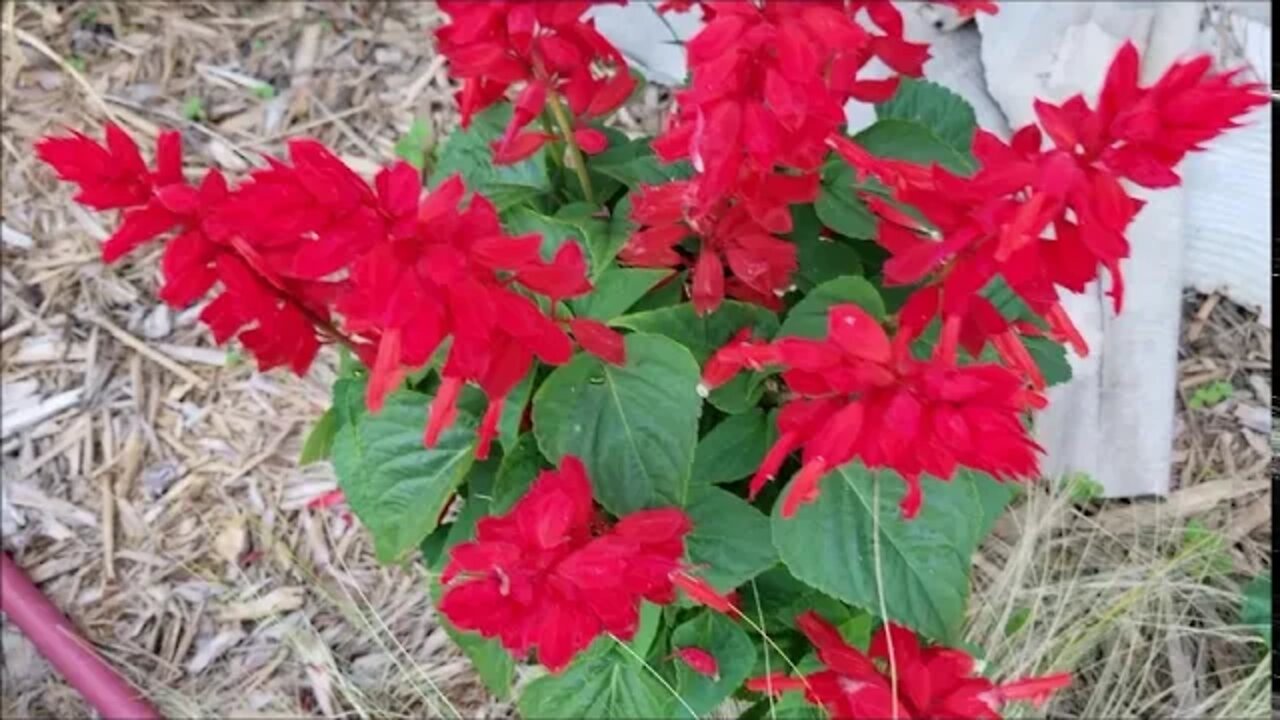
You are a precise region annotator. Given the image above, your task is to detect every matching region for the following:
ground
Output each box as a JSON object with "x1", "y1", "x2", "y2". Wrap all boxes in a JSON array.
[{"x1": 0, "y1": 2, "x2": 1271, "y2": 718}]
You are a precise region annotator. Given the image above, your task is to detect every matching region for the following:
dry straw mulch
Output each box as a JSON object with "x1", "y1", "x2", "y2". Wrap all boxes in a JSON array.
[{"x1": 0, "y1": 2, "x2": 1271, "y2": 718}]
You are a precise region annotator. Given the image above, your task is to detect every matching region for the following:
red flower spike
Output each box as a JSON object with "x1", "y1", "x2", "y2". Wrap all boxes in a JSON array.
[
  {"x1": 751, "y1": 612, "x2": 1070, "y2": 719},
  {"x1": 436, "y1": 2, "x2": 634, "y2": 164},
  {"x1": 709, "y1": 305, "x2": 1043, "y2": 517},
  {"x1": 837, "y1": 42, "x2": 1262, "y2": 390},
  {"x1": 439, "y1": 456, "x2": 692, "y2": 672},
  {"x1": 621, "y1": 179, "x2": 798, "y2": 315},
  {"x1": 37, "y1": 124, "x2": 352, "y2": 377},
  {"x1": 671, "y1": 647, "x2": 720, "y2": 681}
]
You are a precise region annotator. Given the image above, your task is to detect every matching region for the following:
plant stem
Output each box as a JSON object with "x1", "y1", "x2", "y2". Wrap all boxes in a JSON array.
[{"x1": 545, "y1": 90, "x2": 596, "y2": 206}]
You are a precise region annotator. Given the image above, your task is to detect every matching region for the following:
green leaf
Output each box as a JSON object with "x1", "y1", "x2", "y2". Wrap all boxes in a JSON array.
[
  {"x1": 967, "y1": 469, "x2": 1017, "y2": 542},
  {"x1": 518, "y1": 638, "x2": 669, "y2": 719},
  {"x1": 532, "y1": 334, "x2": 702, "y2": 513},
  {"x1": 876, "y1": 78, "x2": 978, "y2": 157},
  {"x1": 490, "y1": 433, "x2": 545, "y2": 514},
  {"x1": 1240, "y1": 573, "x2": 1272, "y2": 648},
  {"x1": 629, "y1": 602, "x2": 663, "y2": 659},
  {"x1": 570, "y1": 267, "x2": 674, "y2": 321},
  {"x1": 332, "y1": 376, "x2": 367, "y2": 429},
  {"x1": 854, "y1": 119, "x2": 975, "y2": 175},
  {"x1": 393, "y1": 117, "x2": 433, "y2": 171},
  {"x1": 181, "y1": 96, "x2": 206, "y2": 121},
  {"x1": 592, "y1": 192, "x2": 637, "y2": 274},
  {"x1": 686, "y1": 487, "x2": 778, "y2": 592},
  {"x1": 504, "y1": 206, "x2": 592, "y2": 262},
  {"x1": 331, "y1": 389, "x2": 477, "y2": 563},
  {"x1": 667, "y1": 612, "x2": 757, "y2": 718},
  {"x1": 741, "y1": 565, "x2": 853, "y2": 635},
  {"x1": 613, "y1": 301, "x2": 779, "y2": 363},
  {"x1": 590, "y1": 137, "x2": 694, "y2": 187},
  {"x1": 691, "y1": 410, "x2": 771, "y2": 485},
  {"x1": 299, "y1": 408, "x2": 338, "y2": 465},
  {"x1": 777, "y1": 276, "x2": 886, "y2": 339},
  {"x1": 1023, "y1": 336, "x2": 1073, "y2": 387},
  {"x1": 791, "y1": 204, "x2": 864, "y2": 287},
  {"x1": 630, "y1": 270, "x2": 687, "y2": 313},
  {"x1": 1189, "y1": 379, "x2": 1235, "y2": 409},
  {"x1": 497, "y1": 371, "x2": 536, "y2": 456},
  {"x1": 816, "y1": 165, "x2": 877, "y2": 239},
  {"x1": 430, "y1": 105, "x2": 550, "y2": 211},
  {"x1": 771, "y1": 463, "x2": 983, "y2": 643},
  {"x1": 706, "y1": 372, "x2": 769, "y2": 416}
]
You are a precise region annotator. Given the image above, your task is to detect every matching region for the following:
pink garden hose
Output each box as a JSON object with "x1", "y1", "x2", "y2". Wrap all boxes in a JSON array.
[{"x1": 1, "y1": 552, "x2": 161, "y2": 719}]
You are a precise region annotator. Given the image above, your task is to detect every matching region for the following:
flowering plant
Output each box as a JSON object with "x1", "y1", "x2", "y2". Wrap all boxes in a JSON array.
[{"x1": 39, "y1": 1, "x2": 1263, "y2": 716}]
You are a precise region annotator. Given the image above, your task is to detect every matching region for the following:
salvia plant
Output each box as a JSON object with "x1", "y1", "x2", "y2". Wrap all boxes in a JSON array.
[{"x1": 38, "y1": 1, "x2": 1265, "y2": 717}]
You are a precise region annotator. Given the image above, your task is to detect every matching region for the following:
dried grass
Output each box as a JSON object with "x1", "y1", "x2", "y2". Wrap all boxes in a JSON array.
[{"x1": 0, "y1": 2, "x2": 1271, "y2": 718}]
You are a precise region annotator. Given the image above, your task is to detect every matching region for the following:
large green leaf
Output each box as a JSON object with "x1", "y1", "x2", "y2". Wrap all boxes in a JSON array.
[
  {"x1": 490, "y1": 432, "x2": 546, "y2": 514},
  {"x1": 667, "y1": 612, "x2": 757, "y2": 718},
  {"x1": 591, "y1": 192, "x2": 638, "y2": 276},
  {"x1": 816, "y1": 163, "x2": 877, "y2": 240},
  {"x1": 876, "y1": 78, "x2": 978, "y2": 157},
  {"x1": 331, "y1": 389, "x2": 477, "y2": 563},
  {"x1": 532, "y1": 334, "x2": 703, "y2": 513},
  {"x1": 518, "y1": 638, "x2": 670, "y2": 719},
  {"x1": 691, "y1": 410, "x2": 771, "y2": 485},
  {"x1": 854, "y1": 118, "x2": 975, "y2": 175},
  {"x1": 740, "y1": 565, "x2": 854, "y2": 635},
  {"x1": 777, "y1": 276, "x2": 886, "y2": 339},
  {"x1": 613, "y1": 301, "x2": 779, "y2": 363},
  {"x1": 589, "y1": 136, "x2": 694, "y2": 188},
  {"x1": 430, "y1": 105, "x2": 550, "y2": 211},
  {"x1": 571, "y1": 267, "x2": 674, "y2": 321},
  {"x1": 686, "y1": 487, "x2": 778, "y2": 592},
  {"x1": 504, "y1": 206, "x2": 594, "y2": 263},
  {"x1": 791, "y1": 204, "x2": 865, "y2": 287},
  {"x1": 771, "y1": 463, "x2": 984, "y2": 643}
]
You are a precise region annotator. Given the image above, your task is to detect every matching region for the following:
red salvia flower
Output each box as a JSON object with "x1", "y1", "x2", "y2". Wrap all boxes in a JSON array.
[
  {"x1": 435, "y1": 1, "x2": 634, "y2": 163},
  {"x1": 703, "y1": 305, "x2": 1043, "y2": 518},
  {"x1": 36, "y1": 125, "x2": 350, "y2": 375},
  {"x1": 620, "y1": 180, "x2": 799, "y2": 314},
  {"x1": 338, "y1": 174, "x2": 594, "y2": 458},
  {"x1": 438, "y1": 456, "x2": 693, "y2": 672},
  {"x1": 836, "y1": 43, "x2": 1264, "y2": 380},
  {"x1": 654, "y1": 2, "x2": 929, "y2": 210},
  {"x1": 748, "y1": 611, "x2": 1071, "y2": 719}
]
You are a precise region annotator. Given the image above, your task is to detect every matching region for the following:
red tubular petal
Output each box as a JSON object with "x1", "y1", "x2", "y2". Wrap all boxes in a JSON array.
[
  {"x1": 671, "y1": 647, "x2": 720, "y2": 680},
  {"x1": 750, "y1": 430, "x2": 801, "y2": 499},
  {"x1": 492, "y1": 131, "x2": 553, "y2": 165},
  {"x1": 1045, "y1": 303, "x2": 1089, "y2": 357},
  {"x1": 996, "y1": 672, "x2": 1072, "y2": 707},
  {"x1": 671, "y1": 571, "x2": 738, "y2": 615},
  {"x1": 898, "y1": 472, "x2": 924, "y2": 519},
  {"x1": 781, "y1": 458, "x2": 827, "y2": 518},
  {"x1": 475, "y1": 394, "x2": 505, "y2": 461},
  {"x1": 691, "y1": 249, "x2": 725, "y2": 316},
  {"x1": 425, "y1": 377, "x2": 465, "y2": 448},
  {"x1": 572, "y1": 127, "x2": 609, "y2": 155},
  {"x1": 569, "y1": 317, "x2": 626, "y2": 365},
  {"x1": 366, "y1": 328, "x2": 406, "y2": 413},
  {"x1": 746, "y1": 672, "x2": 807, "y2": 696}
]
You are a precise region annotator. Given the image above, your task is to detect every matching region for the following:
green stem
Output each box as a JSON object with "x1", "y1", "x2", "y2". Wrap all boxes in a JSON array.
[{"x1": 546, "y1": 90, "x2": 596, "y2": 207}]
